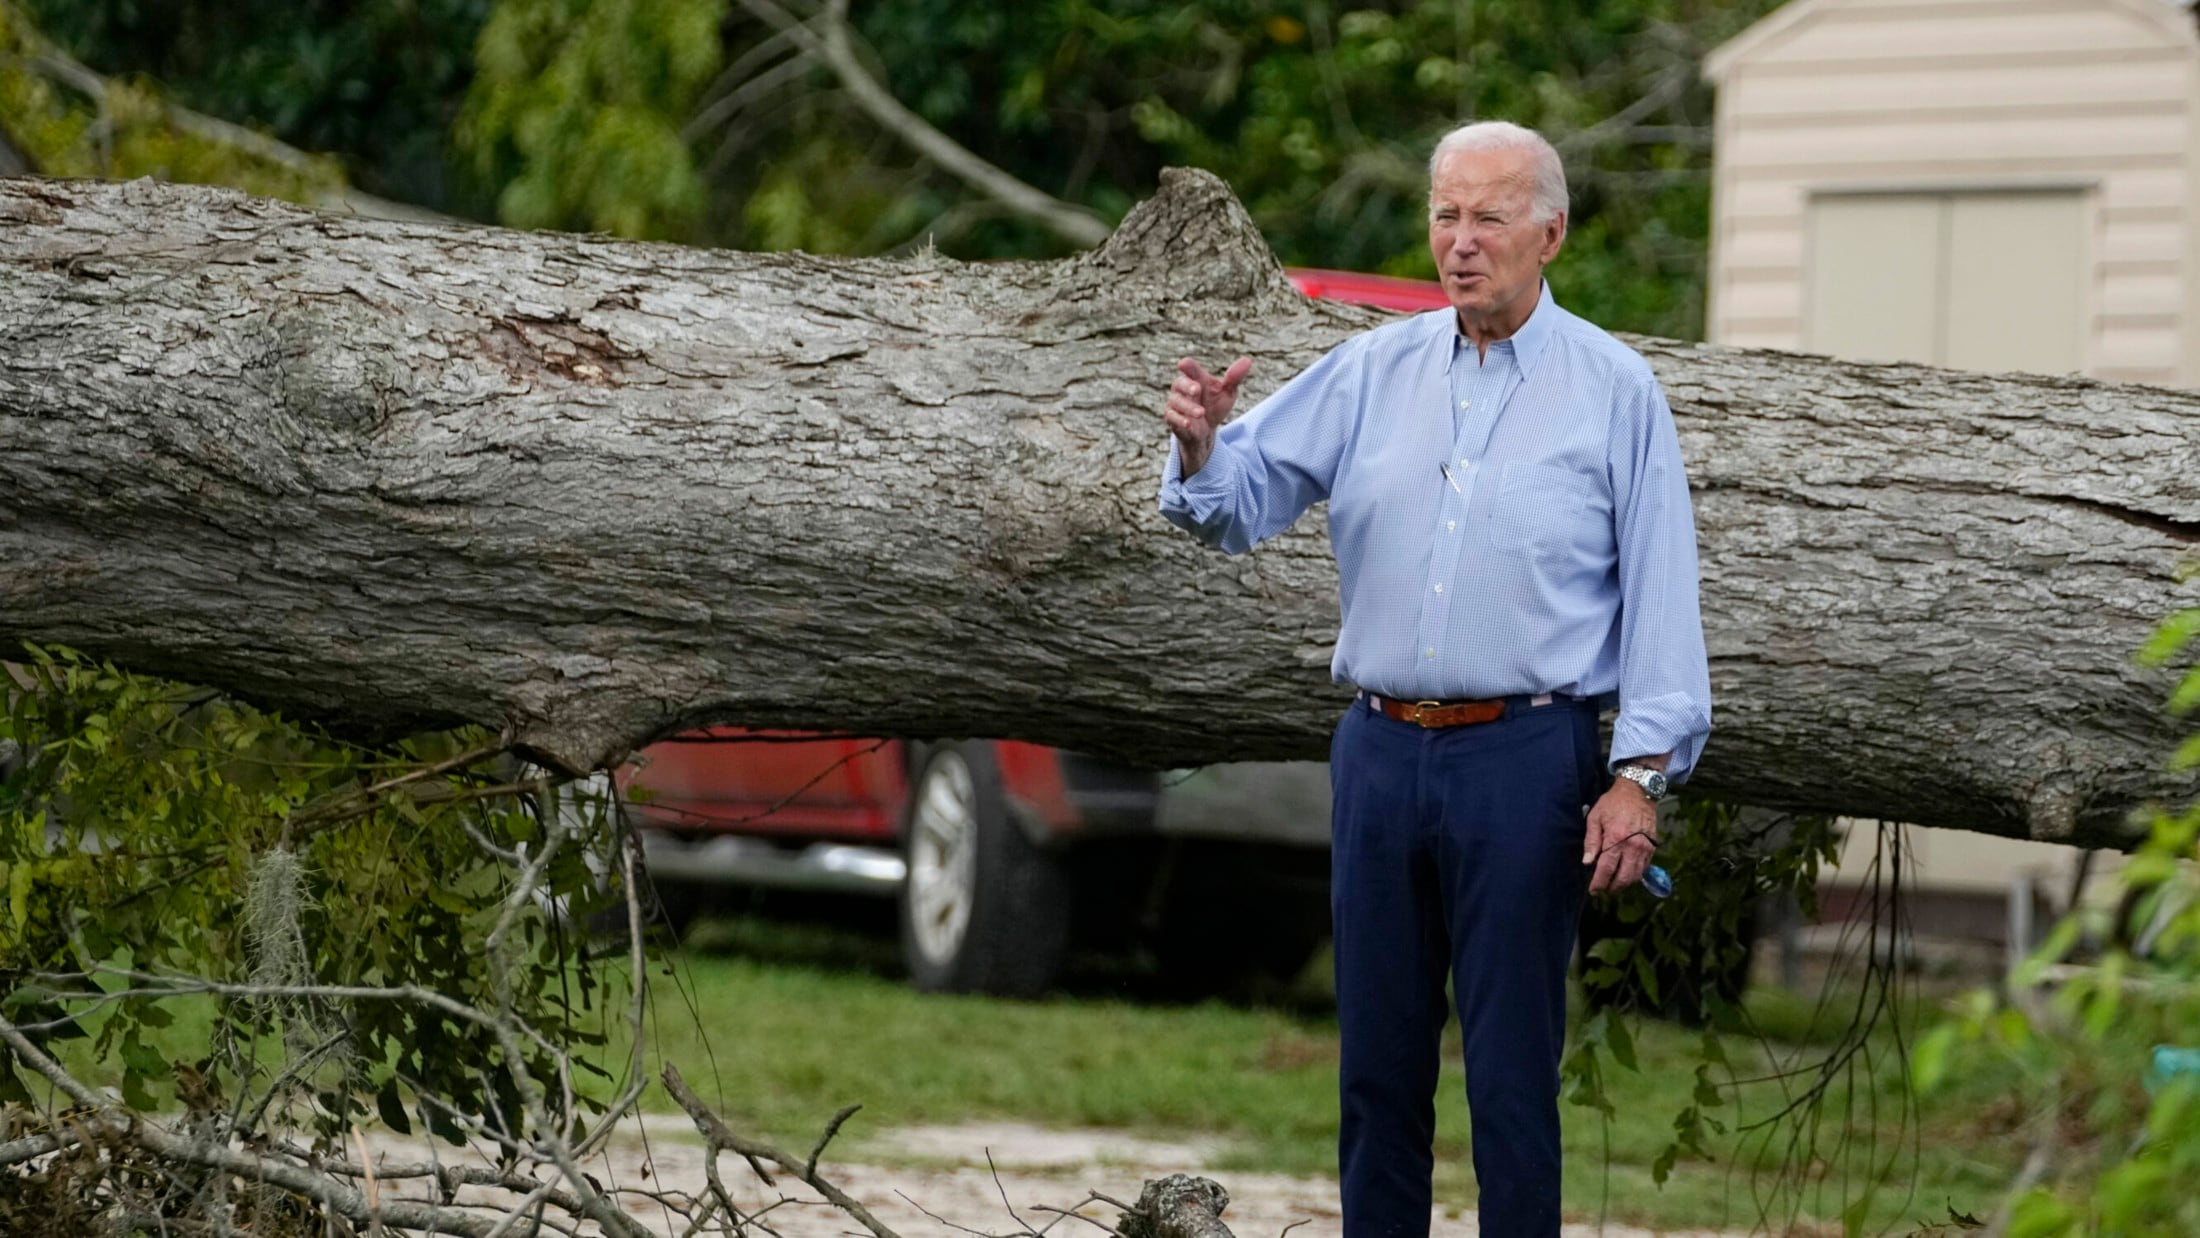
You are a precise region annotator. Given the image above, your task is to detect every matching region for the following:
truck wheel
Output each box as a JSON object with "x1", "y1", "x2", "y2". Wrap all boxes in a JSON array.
[{"x1": 899, "y1": 742, "x2": 1071, "y2": 997}]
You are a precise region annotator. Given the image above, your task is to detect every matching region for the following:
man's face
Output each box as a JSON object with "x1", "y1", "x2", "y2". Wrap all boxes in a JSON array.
[{"x1": 1427, "y1": 147, "x2": 1566, "y2": 326}]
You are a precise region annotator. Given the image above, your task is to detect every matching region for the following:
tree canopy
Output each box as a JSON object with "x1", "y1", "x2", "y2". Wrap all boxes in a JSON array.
[{"x1": 12, "y1": 0, "x2": 1782, "y2": 340}]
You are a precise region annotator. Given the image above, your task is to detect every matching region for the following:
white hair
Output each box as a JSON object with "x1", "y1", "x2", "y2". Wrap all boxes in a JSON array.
[{"x1": 1427, "y1": 121, "x2": 1568, "y2": 224}]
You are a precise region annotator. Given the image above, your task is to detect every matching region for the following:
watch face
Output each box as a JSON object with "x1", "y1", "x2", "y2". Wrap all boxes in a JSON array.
[{"x1": 1646, "y1": 772, "x2": 1668, "y2": 797}]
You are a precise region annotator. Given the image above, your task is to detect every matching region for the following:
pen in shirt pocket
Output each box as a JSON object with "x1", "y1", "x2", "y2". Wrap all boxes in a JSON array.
[{"x1": 1439, "y1": 462, "x2": 1463, "y2": 494}]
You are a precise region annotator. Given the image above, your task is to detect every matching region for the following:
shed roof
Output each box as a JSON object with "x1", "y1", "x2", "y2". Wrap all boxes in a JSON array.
[{"x1": 1703, "y1": 0, "x2": 2196, "y2": 83}]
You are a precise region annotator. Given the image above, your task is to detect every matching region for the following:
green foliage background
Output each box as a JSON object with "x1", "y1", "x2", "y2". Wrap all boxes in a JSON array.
[
  {"x1": 13, "y1": 0, "x2": 1781, "y2": 340},
  {"x1": 0, "y1": 2, "x2": 350, "y2": 204},
  {"x1": 16, "y1": 0, "x2": 493, "y2": 210},
  {"x1": 1900, "y1": 620, "x2": 2200, "y2": 1237},
  {"x1": 0, "y1": 646, "x2": 620, "y2": 1165}
]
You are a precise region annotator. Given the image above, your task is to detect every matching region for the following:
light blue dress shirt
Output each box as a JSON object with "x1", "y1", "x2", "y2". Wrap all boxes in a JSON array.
[{"x1": 1158, "y1": 284, "x2": 1712, "y2": 781}]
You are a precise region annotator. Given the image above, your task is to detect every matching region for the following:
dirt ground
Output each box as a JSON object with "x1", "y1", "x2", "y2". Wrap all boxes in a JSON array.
[{"x1": 366, "y1": 1119, "x2": 1749, "y2": 1237}]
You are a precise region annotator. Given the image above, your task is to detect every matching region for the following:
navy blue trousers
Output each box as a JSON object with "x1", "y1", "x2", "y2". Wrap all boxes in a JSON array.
[{"x1": 1330, "y1": 693, "x2": 1599, "y2": 1238}]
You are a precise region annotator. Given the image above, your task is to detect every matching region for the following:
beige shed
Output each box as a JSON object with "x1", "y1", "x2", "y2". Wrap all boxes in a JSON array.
[
  {"x1": 1704, "y1": 0, "x2": 2200, "y2": 386},
  {"x1": 1702, "y1": 0, "x2": 2198, "y2": 945}
]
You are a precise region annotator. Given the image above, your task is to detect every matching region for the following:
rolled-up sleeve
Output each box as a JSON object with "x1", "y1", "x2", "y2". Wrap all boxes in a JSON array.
[
  {"x1": 1157, "y1": 344, "x2": 1358, "y2": 555},
  {"x1": 1606, "y1": 373, "x2": 1712, "y2": 782}
]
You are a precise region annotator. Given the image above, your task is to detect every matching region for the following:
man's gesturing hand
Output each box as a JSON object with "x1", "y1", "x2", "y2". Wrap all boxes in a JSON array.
[
  {"x1": 1584, "y1": 778, "x2": 1659, "y2": 895},
  {"x1": 1165, "y1": 356, "x2": 1252, "y2": 477}
]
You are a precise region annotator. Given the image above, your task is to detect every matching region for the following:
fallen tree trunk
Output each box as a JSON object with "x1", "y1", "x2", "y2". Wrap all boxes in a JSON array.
[{"x1": 2, "y1": 172, "x2": 2195, "y2": 846}]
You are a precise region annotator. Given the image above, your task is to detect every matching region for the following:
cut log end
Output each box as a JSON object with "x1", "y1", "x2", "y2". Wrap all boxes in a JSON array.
[{"x1": 1121, "y1": 1174, "x2": 1234, "y2": 1238}]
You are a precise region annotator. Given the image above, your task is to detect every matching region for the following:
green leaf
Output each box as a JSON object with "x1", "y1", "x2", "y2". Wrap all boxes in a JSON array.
[
  {"x1": 8, "y1": 861, "x2": 32, "y2": 931},
  {"x1": 2006, "y1": 1188, "x2": 2076, "y2": 1237},
  {"x1": 119, "y1": 1066, "x2": 158, "y2": 1112},
  {"x1": 119, "y1": 1030, "x2": 167, "y2": 1081},
  {"x1": 1606, "y1": 1012, "x2": 1639, "y2": 1072},
  {"x1": 2124, "y1": 852, "x2": 2176, "y2": 890},
  {"x1": 2034, "y1": 916, "x2": 2080, "y2": 966},
  {"x1": 1841, "y1": 1192, "x2": 1872, "y2": 1237},
  {"x1": 1912, "y1": 1022, "x2": 1960, "y2": 1094},
  {"x1": 2138, "y1": 607, "x2": 2200, "y2": 666},
  {"x1": 2168, "y1": 664, "x2": 2200, "y2": 716},
  {"x1": 1693, "y1": 1065, "x2": 1724, "y2": 1110},
  {"x1": 424, "y1": 1092, "x2": 468, "y2": 1146},
  {"x1": 2144, "y1": 1074, "x2": 2196, "y2": 1142},
  {"x1": 2097, "y1": 1159, "x2": 2169, "y2": 1228},
  {"x1": 2081, "y1": 956, "x2": 2125, "y2": 1042},
  {"x1": 1633, "y1": 950, "x2": 1662, "y2": 1007},
  {"x1": 1587, "y1": 937, "x2": 1633, "y2": 964},
  {"x1": 376, "y1": 1078, "x2": 413, "y2": 1134}
]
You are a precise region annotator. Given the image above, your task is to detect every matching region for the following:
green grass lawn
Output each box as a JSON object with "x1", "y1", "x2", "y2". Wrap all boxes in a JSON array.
[{"x1": 594, "y1": 912, "x2": 2032, "y2": 1235}]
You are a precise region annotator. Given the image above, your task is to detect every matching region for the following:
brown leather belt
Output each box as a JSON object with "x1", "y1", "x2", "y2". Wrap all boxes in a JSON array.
[{"x1": 1366, "y1": 693, "x2": 1508, "y2": 728}]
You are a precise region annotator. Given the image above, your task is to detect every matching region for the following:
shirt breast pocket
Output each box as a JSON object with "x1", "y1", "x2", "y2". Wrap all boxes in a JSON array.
[{"x1": 1488, "y1": 461, "x2": 1608, "y2": 565}]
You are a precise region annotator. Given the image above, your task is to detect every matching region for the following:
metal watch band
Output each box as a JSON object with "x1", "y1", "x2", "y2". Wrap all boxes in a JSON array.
[{"x1": 1616, "y1": 764, "x2": 1667, "y2": 802}]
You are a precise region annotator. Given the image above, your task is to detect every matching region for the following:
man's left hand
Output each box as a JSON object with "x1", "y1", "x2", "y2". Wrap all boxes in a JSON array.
[{"x1": 1584, "y1": 778, "x2": 1658, "y2": 894}]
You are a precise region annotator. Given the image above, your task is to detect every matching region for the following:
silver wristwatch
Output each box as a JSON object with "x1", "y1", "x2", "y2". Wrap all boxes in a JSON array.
[{"x1": 1615, "y1": 764, "x2": 1669, "y2": 803}]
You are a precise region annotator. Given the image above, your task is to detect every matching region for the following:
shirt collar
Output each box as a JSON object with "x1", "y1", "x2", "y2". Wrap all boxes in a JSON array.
[{"x1": 1446, "y1": 281, "x2": 1557, "y2": 378}]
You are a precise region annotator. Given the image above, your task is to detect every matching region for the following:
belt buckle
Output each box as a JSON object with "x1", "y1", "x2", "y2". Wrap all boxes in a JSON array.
[{"x1": 1413, "y1": 700, "x2": 1444, "y2": 728}]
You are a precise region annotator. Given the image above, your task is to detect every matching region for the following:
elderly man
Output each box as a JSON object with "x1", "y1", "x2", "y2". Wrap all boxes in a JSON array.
[{"x1": 1156, "y1": 121, "x2": 1712, "y2": 1236}]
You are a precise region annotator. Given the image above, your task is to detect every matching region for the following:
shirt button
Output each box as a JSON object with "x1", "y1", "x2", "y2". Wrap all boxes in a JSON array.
[
  {"x1": 1446, "y1": 520, "x2": 1456, "y2": 531},
  {"x1": 1433, "y1": 583, "x2": 1444, "y2": 593},
  {"x1": 1457, "y1": 399, "x2": 1470, "y2": 410},
  {"x1": 1425, "y1": 648, "x2": 1436, "y2": 659},
  {"x1": 1459, "y1": 458, "x2": 1471, "y2": 468}
]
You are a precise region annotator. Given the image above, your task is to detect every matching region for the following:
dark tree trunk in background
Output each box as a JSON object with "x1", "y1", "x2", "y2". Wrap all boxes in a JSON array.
[{"x1": 2, "y1": 172, "x2": 2195, "y2": 846}]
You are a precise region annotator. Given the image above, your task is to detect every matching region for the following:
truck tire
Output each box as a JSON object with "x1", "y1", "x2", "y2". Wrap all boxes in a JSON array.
[{"x1": 898, "y1": 741, "x2": 1072, "y2": 997}]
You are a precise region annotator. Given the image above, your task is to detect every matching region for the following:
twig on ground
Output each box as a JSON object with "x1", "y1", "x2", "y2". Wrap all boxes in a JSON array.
[
  {"x1": 897, "y1": 1188, "x2": 1010, "y2": 1238},
  {"x1": 0, "y1": 1008, "x2": 503, "y2": 1236},
  {"x1": 353, "y1": 1125, "x2": 385, "y2": 1237},
  {"x1": 1028, "y1": 1196, "x2": 1131, "y2": 1238},
  {"x1": 665, "y1": 1063, "x2": 907, "y2": 1238},
  {"x1": 807, "y1": 1103, "x2": 863, "y2": 1179},
  {"x1": 988, "y1": 1148, "x2": 1038, "y2": 1234}
]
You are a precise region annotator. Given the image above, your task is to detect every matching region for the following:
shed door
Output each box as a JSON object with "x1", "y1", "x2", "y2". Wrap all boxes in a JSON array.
[{"x1": 1806, "y1": 192, "x2": 2087, "y2": 375}]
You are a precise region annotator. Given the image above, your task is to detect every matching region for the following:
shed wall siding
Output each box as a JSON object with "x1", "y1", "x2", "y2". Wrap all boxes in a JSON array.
[{"x1": 1706, "y1": 0, "x2": 2199, "y2": 386}]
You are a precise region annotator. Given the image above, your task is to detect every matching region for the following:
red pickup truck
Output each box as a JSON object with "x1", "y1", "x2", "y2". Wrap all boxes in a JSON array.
[{"x1": 622, "y1": 269, "x2": 1452, "y2": 997}]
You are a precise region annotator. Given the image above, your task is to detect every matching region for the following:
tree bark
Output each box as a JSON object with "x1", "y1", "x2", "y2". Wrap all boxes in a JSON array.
[{"x1": 2, "y1": 172, "x2": 2195, "y2": 846}]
